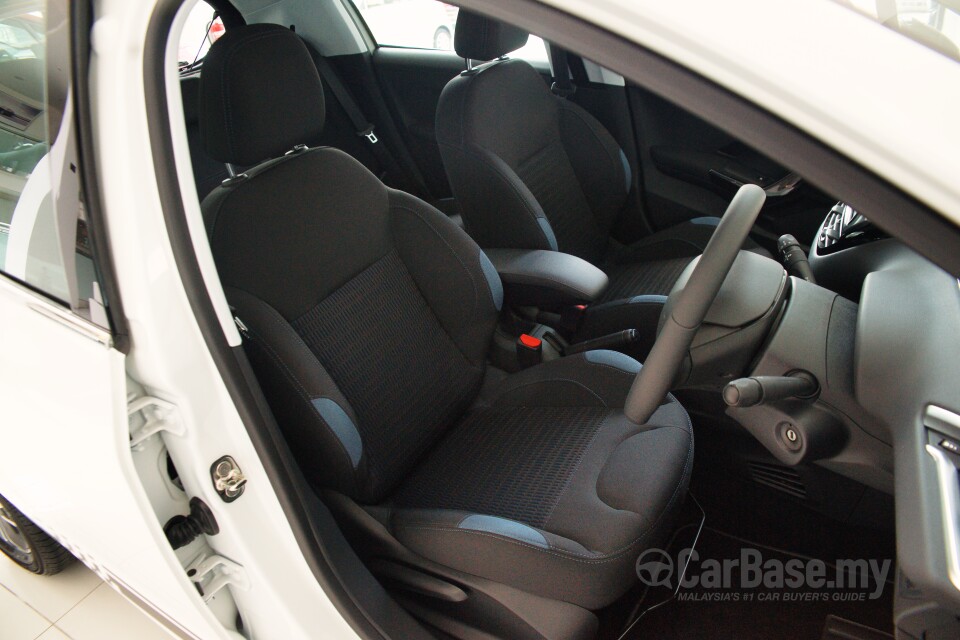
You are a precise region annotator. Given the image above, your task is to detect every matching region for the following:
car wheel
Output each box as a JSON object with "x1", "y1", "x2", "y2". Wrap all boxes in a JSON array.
[
  {"x1": 0, "y1": 494, "x2": 74, "y2": 575},
  {"x1": 433, "y1": 27, "x2": 452, "y2": 50}
]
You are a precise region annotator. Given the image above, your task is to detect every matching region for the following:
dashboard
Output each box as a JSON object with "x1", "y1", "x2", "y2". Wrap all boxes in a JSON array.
[{"x1": 807, "y1": 202, "x2": 960, "y2": 637}]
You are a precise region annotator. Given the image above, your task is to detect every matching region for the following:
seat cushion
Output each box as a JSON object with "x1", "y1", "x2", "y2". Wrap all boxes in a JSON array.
[
  {"x1": 389, "y1": 351, "x2": 693, "y2": 609},
  {"x1": 600, "y1": 217, "x2": 773, "y2": 299},
  {"x1": 601, "y1": 256, "x2": 695, "y2": 299}
]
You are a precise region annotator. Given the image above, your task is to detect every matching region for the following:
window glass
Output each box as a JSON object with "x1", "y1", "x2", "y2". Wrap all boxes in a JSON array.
[
  {"x1": 352, "y1": 0, "x2": 550, "y2": 63},
  {"x1": 839, "y1": 0, "x2": 960, "y2": 61},
  {"x1": 177, "y1": 2, "x2": 225, "y2": 72},
  {"x1": 0, "y1": 0, "x2": 102, "y2": 322}
]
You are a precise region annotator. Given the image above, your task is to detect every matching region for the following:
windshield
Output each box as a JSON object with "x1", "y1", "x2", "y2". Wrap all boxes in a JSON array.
[{"x1": 838, "y1": 0, "x2": 960, "y2": 61}]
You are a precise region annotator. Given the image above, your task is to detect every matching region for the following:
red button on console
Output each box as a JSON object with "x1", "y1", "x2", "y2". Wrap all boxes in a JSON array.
[{"x1": 519, "y1": 334, "x2": 542, "y2": 349}]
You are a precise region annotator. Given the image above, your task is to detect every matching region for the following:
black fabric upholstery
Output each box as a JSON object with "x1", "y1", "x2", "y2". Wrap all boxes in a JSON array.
[
  {"x1": 601, "y1": 256, "x2": 694, "y2": 300},
  {"x1": 515, "y1": 138, "x2": 606, "y2": 261},
  {"x1": 204, "y1": 147, "x2": 498, "y2": 502},
  {"x1": 226, "y1": 285, "x2": 368, "y2": 497},
  {"x1": 180, "y1": 74, "x2": 230, "y2": 200},
  {"x1": 437, "y1": 58, "x2": 621, "y2": 263},
  {"x1": 612, "y1": 217, "x2": 730, "y2": 263},
  {"x1": 557, "y1": 100, "x2": 630, "y2": 236},
  {"x1": 200, "y1": 25, "x2": 694, "y2": 611},
  {"x1": 292, "y1": 250, "x2": 482, "y2": 498},
  {"x1": 436, "y1": 30, "x2": 772, "y2": 351},
  {"x1": 453, "y1": 10, "x2": 529, "y2": 61},
  {"x1": 396, "y1": 405, "x2": 611, "y2": 528},
  {"x1": 182, "y1": 38, "x2": 412, "y2": 200},
  {"x1": 199, "y1": 24, "x2": 325, "y2": 165},
  {"x1": 574, "y1": 220, "x2": 771, "y2": 355},
  {"x1": 390, "y1": 353, "x2": 694, "y2": 609},
  {"x1": 599, "y1": 219, "x2": 772, "y2": 300},
  {"x1": 205, "y1": 148, "x2": 390, "y2": 319}
]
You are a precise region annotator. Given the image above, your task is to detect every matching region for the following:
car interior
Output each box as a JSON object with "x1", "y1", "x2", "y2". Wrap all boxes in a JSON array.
[{"x1": 160, "y1": 0, "x2": 960, "y2": 638}]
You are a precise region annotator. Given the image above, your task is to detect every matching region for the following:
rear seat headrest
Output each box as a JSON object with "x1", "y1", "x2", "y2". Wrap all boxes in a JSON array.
[
  {"x1": 199, "y1": 23, "x2": 325, "y2": 166},
  {"x1": 454, "y1": 10, "x2": 529, "y2": 61}
]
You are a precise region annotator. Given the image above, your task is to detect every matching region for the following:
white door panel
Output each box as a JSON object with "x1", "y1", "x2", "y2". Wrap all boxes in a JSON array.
[{"x1": 0, "y1": 275, "x2": 228, "y2": 639}]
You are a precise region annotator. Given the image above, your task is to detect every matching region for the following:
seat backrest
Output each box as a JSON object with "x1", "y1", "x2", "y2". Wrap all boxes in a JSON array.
[
  {"x1": 181, "y1": 39, "x2": 403, "y2": 201},
  {"x1": 199, "y1": 24, "x2": 502, "y2": 503},
  {"x1": 436, "y1": 11, "x2": 631, "y2": 265},
  {"x1": 181, "y1": 73, "x2": 230, "y2": 201}
]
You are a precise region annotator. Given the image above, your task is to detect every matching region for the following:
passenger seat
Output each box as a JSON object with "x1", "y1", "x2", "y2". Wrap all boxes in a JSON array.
[{"x1": 436, "y1": 11, "x2": 769, "y2": 357}]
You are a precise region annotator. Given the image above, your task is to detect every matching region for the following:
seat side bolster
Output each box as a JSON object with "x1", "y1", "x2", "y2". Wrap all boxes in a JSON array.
[
  {"x1": 388, "y1": 190, "x2": 501, "y2": 369},
  {"x1": 557, "y1": 99, "x2": 630, "y2": 236},
  {"x1": 392, "y1": 509, "x2": 595, "y2": 558},
  {"x1": 479, "y1": 351, "x2": 640, "y2": 409},
  {"x1": 226, "y1": 287, "x2": 367, "y2": 498},
  {"x1": 390, "y1": 506, "x2": 643, "y2": 610},
  {"x1": 438, "y1": 142, "x2": 558, "y2": 251}
]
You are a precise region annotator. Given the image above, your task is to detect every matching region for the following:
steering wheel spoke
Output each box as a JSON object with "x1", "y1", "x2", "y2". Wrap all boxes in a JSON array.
[{"x1": 625, "y1": 184, "x2": 767, "y2": 424}]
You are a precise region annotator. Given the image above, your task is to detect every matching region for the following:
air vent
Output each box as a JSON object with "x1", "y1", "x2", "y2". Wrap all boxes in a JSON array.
[
  {"x1": 818, "y1": 211, "x2": 843, "y2": 249},
  {"x1": 747, "y1": 461, "x2": 807, "y2": 499}
]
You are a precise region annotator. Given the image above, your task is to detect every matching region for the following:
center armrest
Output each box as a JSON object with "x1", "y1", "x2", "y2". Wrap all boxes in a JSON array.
[{"x1": 485, "y1": 249, "x2": 609, "y2": 310}]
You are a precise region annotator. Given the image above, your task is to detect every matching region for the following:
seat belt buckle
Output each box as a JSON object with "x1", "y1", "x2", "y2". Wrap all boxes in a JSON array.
[
  {"x1": 516, "y1": 334, "x2": 543, "y2": 369},
  {"x1": 357, "y1": 125, "x2": 378, "y2": 144},
  {"x1": 560, "y1": 304, "x2": 587, "y2": 334}
]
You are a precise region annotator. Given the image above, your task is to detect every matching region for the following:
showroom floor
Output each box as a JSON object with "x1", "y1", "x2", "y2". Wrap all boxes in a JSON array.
[{"x1": 0, "y1": 556, "x2": 172, "y2": 640}]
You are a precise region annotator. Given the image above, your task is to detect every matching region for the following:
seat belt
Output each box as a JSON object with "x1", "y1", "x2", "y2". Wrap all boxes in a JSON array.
[
  {"x1": 547, "y1": 43, "x2": 576, "y2": 98},
  {"x1": 310, "y1": 54, "x2": 431, "y2": 199}
]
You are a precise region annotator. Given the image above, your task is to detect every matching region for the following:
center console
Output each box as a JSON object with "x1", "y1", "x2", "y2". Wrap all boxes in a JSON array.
[
  {"x1": 485, "y1": 248, "x2": 619, "y2": 371},
  {"x1": 485, "y1": 248, "x2": 665, "y2": 372}
]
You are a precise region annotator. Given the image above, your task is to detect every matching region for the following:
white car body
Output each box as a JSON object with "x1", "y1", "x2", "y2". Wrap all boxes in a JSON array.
[{"x1": 0, "y1": 0, "x2": 957, "y2": 638}]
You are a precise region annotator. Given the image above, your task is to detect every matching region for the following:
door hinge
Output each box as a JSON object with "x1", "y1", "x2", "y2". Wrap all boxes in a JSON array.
[
  {"x1": 186, "y1": 553, "x2": 250, "y2": 602},
  {"x1": 128, "y1": 396, "x2": 185, "y2": 449}
]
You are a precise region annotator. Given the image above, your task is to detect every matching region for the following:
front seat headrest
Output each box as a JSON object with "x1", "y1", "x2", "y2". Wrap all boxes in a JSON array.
[
  {"x1": 199, "y1": 23, "x2": 326, "y2": 166},
  {"x1": 454, "y1": 10, "x2": 529, "y2": 61}
]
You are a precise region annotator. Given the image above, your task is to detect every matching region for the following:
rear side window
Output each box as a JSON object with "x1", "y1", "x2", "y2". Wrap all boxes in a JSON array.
[
  {"x1": 0, "y1": 0, "x2": 103, "y2": 322},
  {"x1": 177, "y1": 1, "x2": 226, "y2": 72},
  {"x1": 351, "y1": 0, "x2": 549, "y2": 62}
]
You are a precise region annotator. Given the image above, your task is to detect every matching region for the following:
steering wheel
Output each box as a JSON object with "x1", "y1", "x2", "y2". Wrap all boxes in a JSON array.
[{"x1": 624, "y1": 184, "x2": 767, "y2": 424}]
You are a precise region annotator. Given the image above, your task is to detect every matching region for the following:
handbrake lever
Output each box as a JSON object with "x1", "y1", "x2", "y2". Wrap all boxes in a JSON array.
[{"x1": 564, "y1": 329, "x2": 638, "y2": 357}]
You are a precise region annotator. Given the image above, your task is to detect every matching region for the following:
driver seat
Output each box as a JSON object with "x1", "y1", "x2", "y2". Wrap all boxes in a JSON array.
[{"x1": 198, "y1": 24, "x2": 693, "y2": 631}]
